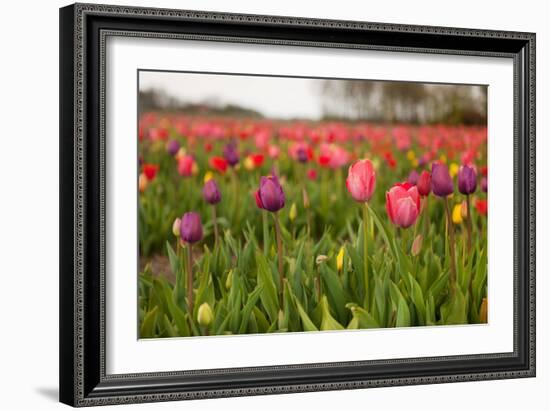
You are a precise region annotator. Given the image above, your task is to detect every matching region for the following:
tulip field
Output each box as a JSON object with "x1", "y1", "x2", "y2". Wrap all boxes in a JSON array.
[{"x1": 138, "y1": 113, "x2": 488, "y2": 338}]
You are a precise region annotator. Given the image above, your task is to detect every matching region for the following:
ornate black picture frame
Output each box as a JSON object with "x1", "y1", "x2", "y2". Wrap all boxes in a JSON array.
[{"x1": 59, "y1": 3, "x2": 535, "y2": 407}]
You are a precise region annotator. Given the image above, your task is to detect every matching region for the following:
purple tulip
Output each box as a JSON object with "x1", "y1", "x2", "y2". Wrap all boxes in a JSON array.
[
  {"x1": 203, "y1": 179, "x2": 221, "y2": 205},
  {"x1": 296, "y1": 147, "x2": 308, "y2": 163},
  {"x1": 431, "y1": 162, "x2": 454, "y2": 197},
  {"x1": 457, "y1": 165, "x2": 477, "y2": 195},
  {"x1": 166, "y1": 139, "x2": 180, "y2": 156},
  {"x1": 481, "y1": 176, "x2": 488, "y2": 193},
  {"x1": 180, "y1": 212, "x2": 203, "y2": 243},
  {"x1": 254, "y1": 174, "x2": 285, "y2": 212},
  {"x1": 223, "y1": 143, "x2": 239, "y2": 167},
  {"x1": 407, "y1": 170, "x2": 419, "y2": 185}
]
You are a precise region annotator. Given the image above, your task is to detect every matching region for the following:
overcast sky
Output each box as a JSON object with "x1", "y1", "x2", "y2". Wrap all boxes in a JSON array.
[{"x1": 139, "y1": 71, "x2": 325, "y2": 120}]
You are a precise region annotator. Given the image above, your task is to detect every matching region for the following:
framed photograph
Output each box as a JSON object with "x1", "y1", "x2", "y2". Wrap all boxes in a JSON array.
[{"x1": 59, "y1": 3, "x2": 536, "y2": 407}]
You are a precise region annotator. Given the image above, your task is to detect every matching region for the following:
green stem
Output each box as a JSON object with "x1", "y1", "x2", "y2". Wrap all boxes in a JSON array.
[
  {"x1": 423, "y1": 195, "x2": 430, "y2": 238},
  {"x1": 212, "y1": 205, "x2": 219, "y2": 246},
  {"x1": 273, "y1": 212, "x2": 284, "y2": 308},
  {"x1": 466, "y1": 194, "x2": 472, "y2": 254},
  {"x1": 443, "y1": 198, "x2": 457, "y2": 295},
  {"x1": 363, "y1": 203, "x2": 369, "y2": 308},
  {"x1": 187, "y1": 243, "x2": 194, "y2": 312}
]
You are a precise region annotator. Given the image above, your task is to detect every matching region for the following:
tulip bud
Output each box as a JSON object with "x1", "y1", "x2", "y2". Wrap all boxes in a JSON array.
[
  {"x1": 411, "y1": 234, "x2": 423, "y2": 256},
  {"x1": 289, "y1": 203, "x2": 297, "y2": 222},
  {"x1": 346, "y1": 159, "x2": 376, "y2": 202},
  {"x1": 225, "y1": 269, "x2": 233, "y2": 290},
  {"x1": 336, "y1": 247, "x2": 345, "y2": 273},
  {"x1": 302, "y1": 189, "x2": 310, "y2": 209},
  {"x1": 452, "y1": 204, "x2": 463, "y2": 224},
  {"x1": 431, "y1": 163, "x2": 454, "y2": 197},
  {"x1": 316, "y1": 255, "x2": 328, "y2": 265},
  {"x1": 172, "y1": 218, "x2": 181, "y2": 237},
  {"x1": 180, "y1": 212, "x2": 203, "y2": 243},
  {"x1": 202, "y1": 179, "x2": 221, "y2": 205},
  {"x1": 197, "y1": 302, "x2": 213, "y2": 327},
  {"x1": 457, "y1": 165, "x2": 477, "y2": 195},
  {"x1": 417, "y1": 171, "x2": 431, "y2": 197},
  {"x1": 139, "y1": 173, "x2": 148, "y2": 193}
]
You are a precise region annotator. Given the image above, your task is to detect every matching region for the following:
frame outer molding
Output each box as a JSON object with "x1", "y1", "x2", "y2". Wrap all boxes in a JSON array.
[{"x1": 60, "y1": 2, "x2": 536, "y2": 407}]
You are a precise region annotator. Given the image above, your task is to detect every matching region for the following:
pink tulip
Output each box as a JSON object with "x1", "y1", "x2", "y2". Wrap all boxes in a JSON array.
[
  {"x1": 346, "y1": 159, "x2": 376, "y2": 202},
  {"x1": 386, "y1": 182, "x2": 421, "y2": 228}
]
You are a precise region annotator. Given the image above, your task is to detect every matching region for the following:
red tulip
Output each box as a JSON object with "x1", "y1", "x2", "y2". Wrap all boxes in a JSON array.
[
  {"x1": 386, "y1": 182, "x2": 421, "y2": 228},
  {"x1": 318, "y1": 155, "x2": 331, "y2": 168},
  {"x1": 209, "y1": 156, "x2": 228, "y2": 174},
  {"x1": 475, "y1": 199, "x2": 488, "y2": 215},
  {"x1": 307, "y1": 169, "x2": 318, "y2": 181},
  {"x1": 142, "y1": 163, "x2": 159, "y2": 181},
  {"x1": 346, "y1": 159, "x2": 376, "y2": 202},
  {"x1": 417, "y1": 171, "x2": 431, "y2": 197}
]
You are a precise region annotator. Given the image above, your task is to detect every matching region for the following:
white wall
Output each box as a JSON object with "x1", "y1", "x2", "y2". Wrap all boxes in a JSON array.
[{"x1": 0, "y1": 0, "x2": 545, "y2": 409}]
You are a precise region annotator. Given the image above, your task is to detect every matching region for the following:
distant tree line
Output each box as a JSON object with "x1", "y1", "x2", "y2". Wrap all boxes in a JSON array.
[
  {"x1": 139, "y1": 89, "x2": 264, "y2": 118},
  {"x1": 318, "y1": 80, "x2": 487, "y2": 125}
]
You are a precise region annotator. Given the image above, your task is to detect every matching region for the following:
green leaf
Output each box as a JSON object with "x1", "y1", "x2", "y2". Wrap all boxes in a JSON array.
[
  {"x1": 441, "y1": 288, "x2": 468, "y2": 325},
  {"x1": 347, "y1": 304, "x2": 380, "y2": 328},
  {"x1": 162, "y1": 314, "x2": 178, "y2": 337},
  {"x1": 140, "y1": 306, "x2": 158, "y2": 338},
  {"x1": 292, "y1": 295, "x2": 319, "y2": 332},
  {"x1": 319, "y1": 264, "x2": 348, "y2": 324},
  {"x1": 408, "y1": 273, "x2": 426, "y2": 326},
  {"x1": 320, "y1": 296, "x2": 344, "y2": 331},
  {"x1": 238, "y1": 285, "x2": 264, "y2": 334},
  {"x1": 255, "y1": 252, "x2": 279, "y2": 323},
  {"x1": 395, "y1": 296, "x2": 411, "y2": 327}
]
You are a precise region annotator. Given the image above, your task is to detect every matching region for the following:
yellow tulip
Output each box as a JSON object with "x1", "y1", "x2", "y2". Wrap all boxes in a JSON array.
[
  {"x1": 203, "y1": 171, "x2": 214, "y2": 183},
  {"x1": 439, "y1": 154, "x2": 447, "y2": 164},
  {"x1": 336, "y1": 246, "x2": 345, "y2": 273},
  {"x1": 449, "y1": 162, "x2": 459, "y2": 179},
  {"x1": 244, "y1": 156, "x2": 255, "y2": 170},
  {"x1": 406, "y1": 150, "x2": 416, "y2": 161},
  {"x1": 452, "y1": 203, "x2": 463, "y2": 224}
]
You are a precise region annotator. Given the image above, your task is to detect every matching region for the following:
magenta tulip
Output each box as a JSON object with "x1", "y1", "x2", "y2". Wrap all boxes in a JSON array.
[
  {"x1": 431, "y1": 162, "x2": 454, "y2": 197},
  {"x1": 180, "y1": 212, "x2": 203, "y2": 244},
  {"x1": 255, "y1": 174, "x2": 285, "y2": 212},
  {"x1": 407, "y1": 170, "x2": 419, "y2": 186},
  {"x1": 481, "y1": 176, "x2": 488, "y2": 193},
  {"x1": 457, "y1": 165, "x2": 477, "y2": 195},
  {"x1": 345, "y1": 159, "x2": 376, "y2": 202},
  {"x1": 386, "y1": 183, "x2": 421, "y2": 228},
  {"x1": 202, "y1": 179, "x2": 221, "y2": 205}
]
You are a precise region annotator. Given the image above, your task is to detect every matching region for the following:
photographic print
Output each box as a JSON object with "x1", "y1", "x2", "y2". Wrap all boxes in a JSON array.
[{"x1": 137, "y1": 71, "x2": 488, "y2": 339}]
